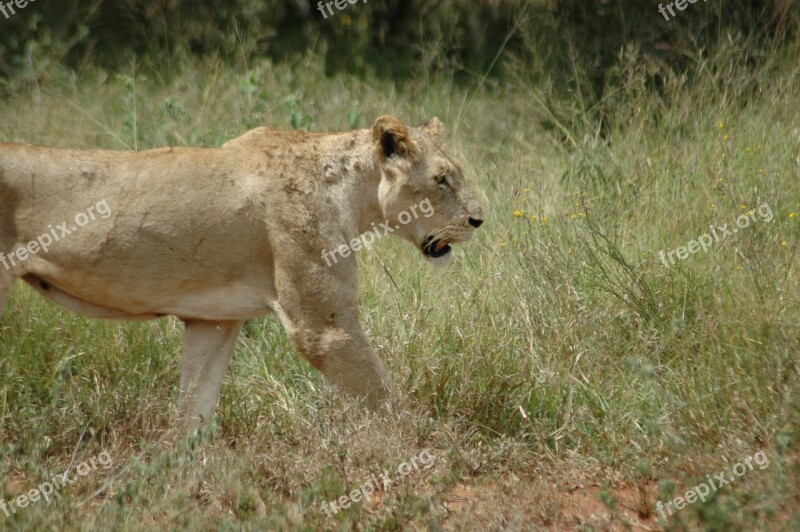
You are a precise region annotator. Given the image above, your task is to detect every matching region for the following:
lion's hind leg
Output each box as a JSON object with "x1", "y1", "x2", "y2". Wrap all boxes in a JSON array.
[{"x1": 178, "y1": 319, "x2": 243, "y2": 433}]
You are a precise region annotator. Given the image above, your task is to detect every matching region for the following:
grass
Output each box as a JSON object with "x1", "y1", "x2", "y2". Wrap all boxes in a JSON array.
[{"x1": 1, "y1": 41, "x2": 799, "y2": 530}]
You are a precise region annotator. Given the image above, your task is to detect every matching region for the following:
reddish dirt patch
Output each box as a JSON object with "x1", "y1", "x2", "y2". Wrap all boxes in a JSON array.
[
  {"x1": 439, "y1": 475, "x2": 660, "y2": 530},
  {"x1": 559, "y1": 484, "x2": 657, "y2": 531}
]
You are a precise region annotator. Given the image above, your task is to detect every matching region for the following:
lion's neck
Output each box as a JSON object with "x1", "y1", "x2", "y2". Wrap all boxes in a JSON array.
[{"x1": 322, "y1": 131, "x2": 385, "y2": 236}]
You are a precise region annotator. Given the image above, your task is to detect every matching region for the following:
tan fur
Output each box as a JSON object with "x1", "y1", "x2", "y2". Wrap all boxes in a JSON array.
[{"x1": 0, "y1": 115, "x2": 484, "y2": 431}]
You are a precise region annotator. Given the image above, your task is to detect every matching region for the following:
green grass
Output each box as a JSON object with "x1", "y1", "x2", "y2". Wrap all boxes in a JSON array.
[{"x1": 1, "y1": 43, "x2": 798, "y2": 530}]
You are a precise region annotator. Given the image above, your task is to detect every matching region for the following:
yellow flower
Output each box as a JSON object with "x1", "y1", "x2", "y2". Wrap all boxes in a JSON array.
[
  {"x1": 513, "y1": 210, "x2": 523, "y2": 218},
  {"x1": 717, "y1": 121, "x2": 725, "y2": 129},
  {"x1": 710, "y1": 203, "x2": 716, "y2": 210},
  {"x1": 780, "y1": 240, "x2": 788, "y2": 247},
  {"x1": 570, "y1": 214, "x2": 578, "y2": 219},
  {"x1": 745, "y1": 147, "x2": 751, "y2": 152},
  {"x1": 789, "y1": 212, "x2": 798, "y2": 219},
  {"x1": 541, "y1": 216, "x2": 548, "y2": 223},
  {"x1": 717, "y1": 178, "x2": 725, "y2": 183},
  {"x1": 740, "y1": 204, "x2": 748, "y2": 210},
  {"x1": 530, "y1": 215, "x2": 537, "y2": 221},
  {"x1": 524, "y1": 187, "x2": 531, "y2": 193},
  {"x1": 723, "y1": 134, "x2": 730, "y2": 141},
  {"x1": 735, "y1": 265, "x2": 742, "y2": 271},
  {"x1": 578, "y1": 212, "x2": 586, "y2": 218}
]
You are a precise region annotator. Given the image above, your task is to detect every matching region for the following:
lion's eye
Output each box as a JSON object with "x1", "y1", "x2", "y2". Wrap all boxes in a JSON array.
[{"x1": 435, "y1": 174, "x2": 450, "y2": 188}]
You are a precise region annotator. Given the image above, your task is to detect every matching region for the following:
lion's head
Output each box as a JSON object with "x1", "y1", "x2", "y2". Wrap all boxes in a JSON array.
[{"x1": 371, "y1": 115, "x2": 484, "y2": 264}]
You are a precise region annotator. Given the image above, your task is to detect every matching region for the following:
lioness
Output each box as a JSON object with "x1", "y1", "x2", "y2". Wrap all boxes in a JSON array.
[{"x1": 0, "y1": 115, "x2": 484, "y2": 431}]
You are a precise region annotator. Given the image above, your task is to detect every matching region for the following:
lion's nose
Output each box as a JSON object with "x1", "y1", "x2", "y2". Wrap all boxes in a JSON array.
[{"x1": 468, "y1": 217, "x2": 484, "y2": 228}]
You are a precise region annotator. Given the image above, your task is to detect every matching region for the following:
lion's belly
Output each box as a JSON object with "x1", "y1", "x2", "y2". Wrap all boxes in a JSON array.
[
  {"x1": 72, "y1": 276, "x2": 278, "y2": 320},
  {"x1": 19, "y1": 252, "x2": 278, "y2": 321},
  {"x1": 154, "y1": 284, "x2": 277, "y2": 320}
]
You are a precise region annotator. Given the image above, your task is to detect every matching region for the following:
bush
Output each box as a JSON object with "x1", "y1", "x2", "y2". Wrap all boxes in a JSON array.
[{"x1": 0, "y1": 0, "x2": 795, "y2": 93}]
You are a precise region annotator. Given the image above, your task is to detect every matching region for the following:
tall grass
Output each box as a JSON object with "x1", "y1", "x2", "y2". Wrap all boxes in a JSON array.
[{"x1": 0, "y1": 40, "x2": 798, "y2": 529}]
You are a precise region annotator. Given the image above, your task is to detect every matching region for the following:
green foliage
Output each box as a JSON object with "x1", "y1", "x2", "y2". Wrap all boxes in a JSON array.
[{"x1": 1, "y1": 0, "x2": 795, "y2": 92}]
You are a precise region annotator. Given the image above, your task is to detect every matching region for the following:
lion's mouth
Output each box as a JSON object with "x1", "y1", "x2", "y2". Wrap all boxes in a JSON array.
[{"x1": 422, "y1": 236, "x2": 452, "y2": 258}]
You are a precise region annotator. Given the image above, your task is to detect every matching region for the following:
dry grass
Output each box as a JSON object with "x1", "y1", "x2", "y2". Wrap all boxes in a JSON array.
[{"x1": 1, "y1": 44, "x2": 799, "y2": 530}]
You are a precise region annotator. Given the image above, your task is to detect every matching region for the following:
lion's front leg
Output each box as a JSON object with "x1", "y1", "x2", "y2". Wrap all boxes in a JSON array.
[
  {"x1": 273, "y1": 258, "x2": 391, "y2": 410},
  {"x1": 178, "y1": 319, "x2": 243, "y2": 432},
  {"x1": 280, "y1": 311, "x2": 391, "y2": 409}
]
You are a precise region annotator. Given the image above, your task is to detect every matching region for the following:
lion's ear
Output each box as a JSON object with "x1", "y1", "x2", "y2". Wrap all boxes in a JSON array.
[
  {"x1": 372, "y1": 115, "x2": 416, "y2": 159},
  {"x1": 419, "y1": 117, "x2": 444, "y2": 137}
]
